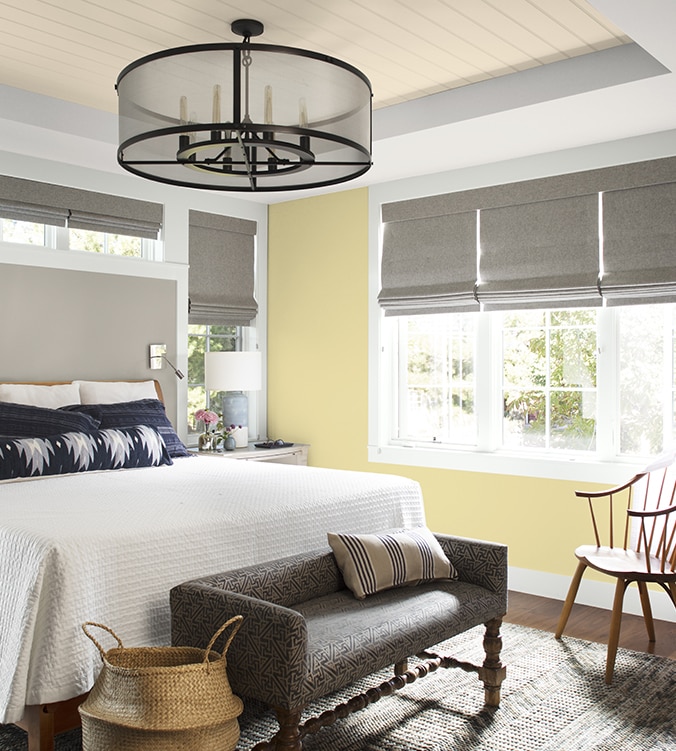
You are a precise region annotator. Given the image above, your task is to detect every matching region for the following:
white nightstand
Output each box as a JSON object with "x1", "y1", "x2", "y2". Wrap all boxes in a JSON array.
[{"x1": 193, "y1": 443, "x2": 309, "y2": 466}]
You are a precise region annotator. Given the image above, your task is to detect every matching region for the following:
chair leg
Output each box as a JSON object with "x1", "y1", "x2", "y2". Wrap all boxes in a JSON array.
[
  {"x1": 668, "y1": 581, "x2": 676, "y2": 608},
  {"x1": 636, "y1": 581, "x2": 656, "y2": 642},
  {"x1": 606, "y1": 578, "x2": 628, "y2": 685},
  {"x1": 555, "y1": 561, "x2": 587, "y2": 639}
]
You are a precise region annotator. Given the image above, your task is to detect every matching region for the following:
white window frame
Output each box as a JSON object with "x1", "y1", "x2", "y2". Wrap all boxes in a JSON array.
[
  {"x1": 370, "y1": 307, "x2": 661, "y2": 485},
  {"x1": 0, "y1": 220, "x2": 162, "y2": 261}
]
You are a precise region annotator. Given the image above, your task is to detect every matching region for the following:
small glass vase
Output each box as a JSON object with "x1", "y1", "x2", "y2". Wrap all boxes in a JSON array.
[
  {"x1": 223, "y1": 435, "x2": 236, "y2": 451},
  {"x1": 198, "y1": 432, "x2": 218, "y2": 452}
]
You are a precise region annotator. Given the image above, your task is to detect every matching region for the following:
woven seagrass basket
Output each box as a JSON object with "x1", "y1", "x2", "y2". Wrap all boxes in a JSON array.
[{"x1": 79, "y1": 616, "x2": 244, "y2": 751}]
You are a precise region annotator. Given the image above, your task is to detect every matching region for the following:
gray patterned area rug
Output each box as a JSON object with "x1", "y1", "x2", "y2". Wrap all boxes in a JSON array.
[{"x1": 2, "y1": 622, "x2": 674, "y2": 751}]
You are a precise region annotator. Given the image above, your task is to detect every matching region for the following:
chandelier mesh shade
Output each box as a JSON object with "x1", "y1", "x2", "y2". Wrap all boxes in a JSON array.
[{"x1": 116, "y1": 21, "x2": 373, "y2": 192}]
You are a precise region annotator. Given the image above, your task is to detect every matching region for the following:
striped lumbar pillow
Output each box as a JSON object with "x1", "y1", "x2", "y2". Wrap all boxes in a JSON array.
[{"x1": 327, "y1": 527, "x2": 457, "y2": 600}]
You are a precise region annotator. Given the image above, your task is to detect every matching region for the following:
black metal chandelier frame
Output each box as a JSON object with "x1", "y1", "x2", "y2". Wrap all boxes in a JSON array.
[{"x1": 115, "y1": 20, "x2": 373, "y2": 192}]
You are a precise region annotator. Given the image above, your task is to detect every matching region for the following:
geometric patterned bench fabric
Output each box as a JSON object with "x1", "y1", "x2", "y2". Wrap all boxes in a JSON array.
[{"x1": 170, "y1": 533, "x2": 508, "y2": 710}]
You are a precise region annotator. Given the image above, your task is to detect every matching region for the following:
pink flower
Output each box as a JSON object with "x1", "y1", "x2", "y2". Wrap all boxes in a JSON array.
[{"x1": 194, "y1": 409, "x2": 219, "y2": 425}]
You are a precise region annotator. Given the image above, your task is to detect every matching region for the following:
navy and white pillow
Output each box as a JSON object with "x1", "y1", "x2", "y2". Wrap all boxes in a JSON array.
[
  {"x1": 0, "y1": 425, "x2": 173, "y2": 481},
  {"x1": 63, "y1": 399, "x2": 190, "y2": 458},
  {"x1": 0, "y1": 401, "x2": 101, "y2": 437}
]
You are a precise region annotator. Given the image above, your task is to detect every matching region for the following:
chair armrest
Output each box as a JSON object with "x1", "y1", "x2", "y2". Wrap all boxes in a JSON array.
[
  {"x1": 434, "y1": 533, "x2": 508, "y2": 598},
  {"x1": 170, "y1": 581, "x2": 308, "y2": 707},
  {"x1": 574, "y1": 472, "x2": 645, "y2": 499},
  {"x1": 627, "y1": 502, "x2": 676, "y2": 518}
]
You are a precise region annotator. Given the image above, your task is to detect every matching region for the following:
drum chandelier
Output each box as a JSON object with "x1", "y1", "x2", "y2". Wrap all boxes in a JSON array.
[{"x1": 116, "y1": 19, "x2": 373, "y2": 192}]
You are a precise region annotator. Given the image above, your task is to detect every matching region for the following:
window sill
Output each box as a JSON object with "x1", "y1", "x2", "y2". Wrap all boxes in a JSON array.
[{"x1": 368, "y1": 443, "x2": 645, "y2": 485}]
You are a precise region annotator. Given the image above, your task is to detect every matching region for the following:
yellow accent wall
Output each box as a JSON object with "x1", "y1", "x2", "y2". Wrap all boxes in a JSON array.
[{"x1": 268, "y1": 188, "x2": 596, "y2": 580}]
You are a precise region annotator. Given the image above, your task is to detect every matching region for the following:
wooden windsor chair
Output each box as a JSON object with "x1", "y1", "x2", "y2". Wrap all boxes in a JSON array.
[{"x1": 555, "y1": 450, "x2": 676, "y2": 683}]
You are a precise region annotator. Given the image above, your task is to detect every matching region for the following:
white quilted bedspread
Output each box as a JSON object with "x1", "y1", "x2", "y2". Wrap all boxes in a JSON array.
[{"x1": 0, "y1": 456, "x2": 425, "y2": 724}]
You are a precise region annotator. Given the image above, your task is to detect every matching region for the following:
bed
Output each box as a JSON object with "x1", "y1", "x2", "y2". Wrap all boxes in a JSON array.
[{"x1": 0, "y1": 380, "x2": 425, "y2": 749}]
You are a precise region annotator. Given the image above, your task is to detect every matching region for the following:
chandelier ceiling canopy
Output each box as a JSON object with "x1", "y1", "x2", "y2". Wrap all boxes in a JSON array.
[{"x1": 116, "y1": 19, "x2": 373, "y2": 192}]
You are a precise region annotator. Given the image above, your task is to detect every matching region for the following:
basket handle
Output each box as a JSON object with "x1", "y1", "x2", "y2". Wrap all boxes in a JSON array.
[
  {"x1": 82, "y1": 621, "x2": 124, "y2": 659},
  {"x1": 203, "y1": 615, "x2": 244, "y2": 662}
]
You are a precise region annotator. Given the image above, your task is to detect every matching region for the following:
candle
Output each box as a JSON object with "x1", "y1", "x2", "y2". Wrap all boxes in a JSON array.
[
  {"x1": 299, "y1": 97, "x2": 308, "y2": 128},
  {"x1": 212, "y1": 84, "x2": 221, "y2": 123},
  {"x1": 179, "y1": 95, "x2": 188, "y2": 124},
  {"x1": 264, "y1": 85, "x2": 273, "y2": 124}
]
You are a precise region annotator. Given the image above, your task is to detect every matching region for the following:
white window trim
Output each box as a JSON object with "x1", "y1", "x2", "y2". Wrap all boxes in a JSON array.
[{"x1": 370, "y1": 312, "x2": 644, "y2": 486}]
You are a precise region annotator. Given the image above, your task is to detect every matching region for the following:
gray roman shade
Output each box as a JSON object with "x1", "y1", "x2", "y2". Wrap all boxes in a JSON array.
[
  {"x1": 378, "y1": 156, "x2": 676, "y2": 316},
  {"x1": 379, "y1": 202, "x2": 478, "y2": 315},
  {"x1": 0, "y1": 175, "x2": 162, "y2": 239},
  {"x1": 188, "y1": 210, "x2": 258, "y2": 326},
  {"x1": 478, "y1": 194, "x2": 601, "y2": 310},
  {"x1": 601, "y1": 181, "x2": 676, "y2": 305}
]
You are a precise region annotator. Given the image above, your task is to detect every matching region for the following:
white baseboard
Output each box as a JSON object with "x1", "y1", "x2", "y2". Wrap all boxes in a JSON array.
[{"x1": 509, "y1": 566, "x2": 676, "y2": 623}]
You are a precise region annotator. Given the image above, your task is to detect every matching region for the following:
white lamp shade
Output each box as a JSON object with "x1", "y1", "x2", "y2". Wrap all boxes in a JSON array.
[{"x1": 205, "y1": 351, "x2": 262, "y2": 392}]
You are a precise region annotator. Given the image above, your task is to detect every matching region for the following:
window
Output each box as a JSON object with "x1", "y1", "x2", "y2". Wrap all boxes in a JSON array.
[
  {"x1": 501, "y1": 310, "x2": 597, "y2": 452},
  {"x1": 1, "y1": 218, "x2": 45, "y2": 245},
  {"x1": 0, "y1": 176, "x2": 163, "y2": 259},
  {"x1": 0, "y1": 218, "x2": 160, "y2": 260},
  {"x1": 69, "y1": 228, "x2": 143, "y2": 257},
  {"x1": 381, "y1": 304, "x2": 676, "y2": 470},
  {"x1": 396, "y1": 314, "x2": 477, "y2": 446},
  {"x1": 187, "y1": 324, "x2": 240, "y2": 437}
]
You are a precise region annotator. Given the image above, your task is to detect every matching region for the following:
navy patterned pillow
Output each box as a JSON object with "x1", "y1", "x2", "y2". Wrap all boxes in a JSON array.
[
  {"x1": 0, "y1": 425, "x2": 173, "y2": 481},
  {"x1": 63, "y1": 399, "x2": 190, "y2": 458},
  {"x1": 0, "y1": 401, "x2": 101, "y2": 438}
]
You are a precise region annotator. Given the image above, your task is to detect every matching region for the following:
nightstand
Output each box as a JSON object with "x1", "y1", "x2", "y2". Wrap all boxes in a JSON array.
[{"x1": 193, "y1": 443, "x2": 309, "y2": 466}]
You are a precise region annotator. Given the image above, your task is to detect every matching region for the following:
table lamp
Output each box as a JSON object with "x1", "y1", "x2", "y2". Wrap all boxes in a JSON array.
[{"x1": 204, "y1": 351, "x2": 262, "y2": 448}]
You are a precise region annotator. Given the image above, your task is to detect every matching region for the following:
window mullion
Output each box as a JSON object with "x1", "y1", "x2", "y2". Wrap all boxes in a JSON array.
[
  {"x1": 596, "y1": 307, "x2": 616, "y2": 460},
  {"x1": 662, "y1": 306, "x2": 672, "y2": 448},
  {"x1": 476, "y1": 311, "x2": 495, "y2": 451}
]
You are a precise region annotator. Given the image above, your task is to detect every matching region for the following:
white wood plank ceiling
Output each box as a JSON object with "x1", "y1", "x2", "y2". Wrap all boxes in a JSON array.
[{"x1": 0, "y1": 0, "x2": 630, "y2": 115}]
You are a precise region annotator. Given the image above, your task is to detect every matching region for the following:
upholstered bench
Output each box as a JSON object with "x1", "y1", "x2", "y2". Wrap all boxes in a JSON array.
[{"x1": 170, "y1": 531, "x2": 507, "y2": 751}]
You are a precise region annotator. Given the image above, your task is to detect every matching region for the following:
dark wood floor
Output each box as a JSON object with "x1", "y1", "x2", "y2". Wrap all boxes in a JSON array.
[{"x1": 505, "y1": 590, "x2": 676, "y2": 659}]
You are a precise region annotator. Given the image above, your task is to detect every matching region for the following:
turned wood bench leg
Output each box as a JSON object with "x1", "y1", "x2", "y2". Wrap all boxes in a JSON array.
[
  {"x1": 478, "y1": 617, "x2": 507, "y2": 707},
  {"x1": 252, "y1": 706, "x2": 304, "y2": 751}
]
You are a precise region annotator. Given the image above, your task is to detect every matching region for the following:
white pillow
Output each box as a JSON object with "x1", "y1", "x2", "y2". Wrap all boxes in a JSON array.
[
  {"x1": 75, "y1": 380, "x2": 158, "y2": 404},
  {"x1": 0, "y1": 382, "x2": 81, "y2": 408}
]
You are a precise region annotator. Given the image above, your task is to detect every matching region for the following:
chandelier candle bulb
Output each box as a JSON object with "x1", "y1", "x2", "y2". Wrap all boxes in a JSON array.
[
  {"x1": 179, "y1": 96, "x2": 189, "y2": 151},
  {"x1": 299, "y1": 97, "x2": 308, "y2": 128},
  {"x1": 264, "y1": 85, "x2": 273, "y2": 125},
  {"x1": 212, "y1": 84, "x2": 222, "y2": 141},
  {"x1": 212, "y1": 84, "x2": 221, "y2": 123}
]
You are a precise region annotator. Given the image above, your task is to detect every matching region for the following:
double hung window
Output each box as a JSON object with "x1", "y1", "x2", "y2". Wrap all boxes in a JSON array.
[{"x1": 388, "y1": 305, "x2": 676, "y2": 462}]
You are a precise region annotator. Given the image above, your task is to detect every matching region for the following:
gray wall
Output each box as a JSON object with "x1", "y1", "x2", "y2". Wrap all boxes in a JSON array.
[{"x1": 0, "y1": 263, "x2": 179, "y2": 422}]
